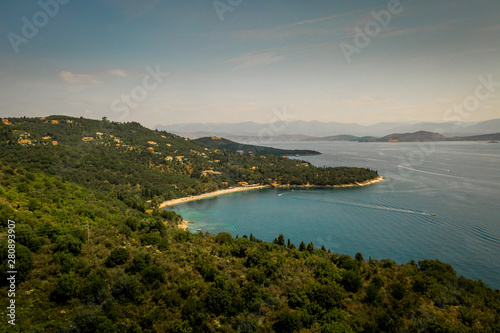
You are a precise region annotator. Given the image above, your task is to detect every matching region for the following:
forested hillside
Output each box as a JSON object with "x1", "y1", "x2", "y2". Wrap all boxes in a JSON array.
[
  {"x1": 0, "y1": 163, "x2": 499, "y2": 332},
  {"x1": 0, "y1": 116, "x2": 378, "y2": 211},
  {"x1": 0, "y1": 116, "x2": 498, "y2": 332}
]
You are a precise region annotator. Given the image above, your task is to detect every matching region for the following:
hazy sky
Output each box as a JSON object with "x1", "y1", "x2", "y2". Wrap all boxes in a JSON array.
[{"x1": 1, "y1": 0, "x2": 499, "y2": 128}]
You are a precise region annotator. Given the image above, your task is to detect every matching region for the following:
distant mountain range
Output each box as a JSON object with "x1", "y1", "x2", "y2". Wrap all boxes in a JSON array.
[{"x1": 155, "y1": 119, "x2": 500, "y2": 141}]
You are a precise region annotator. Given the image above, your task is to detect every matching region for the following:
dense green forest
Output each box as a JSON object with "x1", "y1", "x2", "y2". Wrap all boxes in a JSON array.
[
  {"x1": 0, "y1": 116, "x2": 499, "y2": 332},
  {"x1": 0, "y1": 116, "x2": 378, "y2": 211},
  {"x1": 0, "y1": 163, "x2": 499, "y2": 332}
]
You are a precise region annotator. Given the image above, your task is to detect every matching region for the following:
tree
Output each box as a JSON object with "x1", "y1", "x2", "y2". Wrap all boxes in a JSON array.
[
  {"x1": 142, "y1": 264, "x2": 166, "y2": 285},
  {"x1": 54, "y1": 234, "x2": 82, "y2": 255},
  {"x1": 341, "y1": 270, "x2": 362, "y2": 292},
  {"x1": 307, "y1": 241, "x2": 314, "y2": 253},
  {"x1": 273, "y1": 234, "x2": 285, "y2": 246},
  {"x1": 273, "y1": 310, "x2": 302, "y2": 333},
  {"x1": 0, "y1": 243, "x2": 32, "y2": 284},
  {"x1": 105, "y1": 247, "x2": 130, "y2": 267},
  {"x1": 51, "y1": 273, "x2": 78, "y2": 303},
  {"x1": 299, "y1": 241, "x2": 306, "y2": 252}
]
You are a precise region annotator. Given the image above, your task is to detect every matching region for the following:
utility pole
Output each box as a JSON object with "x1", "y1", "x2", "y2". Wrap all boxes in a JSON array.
[{"x1": 87, "y1": 220, "x2": 90, "y2": 256}]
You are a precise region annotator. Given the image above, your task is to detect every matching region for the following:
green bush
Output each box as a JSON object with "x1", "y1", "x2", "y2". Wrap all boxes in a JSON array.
[
  {"x1": 341, "y1": 270, "x2": 362, "y2": 292},
  {"x1": 51, "y1": 273, "x2": 79, "y2": 303},
  {"x1": 128, "y1": 252, "x2": 152, "y2": 274},
  {"x1": 205, "y1": 286, "x2": 231, "y2": 315},
  {"x1": 272, "y1": 310, "x2": 302, "y2": 333},
  {"x1": 142, "y1": 264, "x2": 166, "y2": 285},
  {"x1": 105, "y1": 248, "x2": 130, "y2": 267},
  {"x1": 390, "y1": 283, "x2": 406, "y2": 300},
  {"x1": 215, "y1": 232, "x2": 233, "y2": 244},
  {"x1": 0, "y1": 243, "x2": 32, "y2": 285},
  {"x1": 54, "y1": 234, "x2": 82, "y2": 255},
  {"x1": 112, "y1": 275, "x2": 142, "y2": 303}
]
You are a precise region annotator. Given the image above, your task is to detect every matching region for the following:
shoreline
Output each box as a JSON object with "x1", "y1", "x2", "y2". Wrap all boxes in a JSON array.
[
  {"x1": 159, "y1": 184, "x2": 270, "y2": 208},
  {"x1": 272, "y1": 176, "x2": 385, "y2": 189},
  {"x1": 160, "y1": 177, "x2": 384, "y2": 209}
]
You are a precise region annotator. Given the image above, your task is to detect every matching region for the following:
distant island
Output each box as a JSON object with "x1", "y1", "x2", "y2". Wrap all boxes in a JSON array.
[
  {"x1": 178, "y1": 130, "x2": 500, "y2": 143},
  {"x1": 195, "y1": 136, "x2": 320, "y2": 156}
]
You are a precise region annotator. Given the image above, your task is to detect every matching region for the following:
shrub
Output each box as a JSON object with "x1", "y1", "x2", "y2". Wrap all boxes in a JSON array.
[
  {"x1": 341, "y1": 270, "x2": 362, "y2": 292},
  {"x1": 272, "y1": 310, "x2": 302, "y2": 333},
  {"x1": 51, "y1": 273, "x2": 78, "y2": 303},
  {"x1": 105, "y1": 248, "x2": 130, "y2": 267},
  {"x1": 54, "y1": 234, "x2": 82, "y2": 255},
  {"x1": 390, "y1": 283, "x2": 406, "y2": 300},
  {"x1": 335, "y1": 254, "x2": 358, "y2": 271},
  {"x1": 142, "y1": 264, "x2": 166, "y2": 285},
  {"x1": 215, "y1": 232, "x2": 232, "y2": 244},
  {"x1": 128, "y1": 252, "x2": 152, "y2": 274},
  {"x1": 0, "y1": 243, "x2": 32, "y2": 285},
  {"x1": 112, "y1": 275, "x2": 142, "y2": 303},
  {"x1": 365, "y1": 284, "x2": 380, "y2": 304},
  {"x1": 205, "y1": 287, "x2": 231, "y2": 315},
  {"x1": 307, "y1": 283, "x2": 344, "y2": 309},
  {"x1": 53, "y1": 252, "x2": 75, "y2": 273}
]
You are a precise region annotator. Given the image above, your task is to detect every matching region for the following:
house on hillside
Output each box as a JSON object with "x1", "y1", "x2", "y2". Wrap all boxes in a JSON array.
[
  {"x1": 2, "y1": 119, "x2": 10, "y2": 125},
  {"x1": 201, "y1": 170, "x2": 222, "y2": 177},
  {"x1": 18, "y1": 139, "x2": 32, "y2": 146},
  {"x1": 146, "y1": 147, "x2": 155, "y2": 153},
  {"x1": 82, "y1": 137, "x2": 94, "y2": 142}
]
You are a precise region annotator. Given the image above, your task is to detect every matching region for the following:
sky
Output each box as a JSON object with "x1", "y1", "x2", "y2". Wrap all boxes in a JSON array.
[{"x1": 1, "y1": 0, "x2": 499, "y2": 128}]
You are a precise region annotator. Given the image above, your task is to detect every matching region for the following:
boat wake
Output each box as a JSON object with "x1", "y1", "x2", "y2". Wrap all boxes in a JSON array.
[{"x1": 291, "y1": 196, "x2": 433, "y2": 216}]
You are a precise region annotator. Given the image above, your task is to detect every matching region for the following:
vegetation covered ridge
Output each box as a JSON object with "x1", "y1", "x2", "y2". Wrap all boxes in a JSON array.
[
  {"x1": 0, "y1": 163, "x2": 499, "y2": 332},
  {"x1": 194, "y1": 136, "x2": 321, "y2": 156},
  {"x1": 0, "y1": 116, "x2": 379, "y2": 213}
]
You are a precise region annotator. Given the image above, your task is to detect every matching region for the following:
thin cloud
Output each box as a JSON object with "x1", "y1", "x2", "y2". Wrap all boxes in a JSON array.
[
  {"x1": 478, "y1": 24, "x2": 500, "y2": 32},
  {"x1": 59, "y1": 71, "x2": 102, "y2": 84},
  {"x1": 286, "y1": 10, "x2": 364, "y2": 28},
  {"x1": 380, "y1": 19, "x2": 463, "y2": 39},
  {"x1": 225, "y1": 50, "x2": 288, "y2": 71},
  {"x1": 108, "y1": 69, "x2": 128, "y2": 77}
]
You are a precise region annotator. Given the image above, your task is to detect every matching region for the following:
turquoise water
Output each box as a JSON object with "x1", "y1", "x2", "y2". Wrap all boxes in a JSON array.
[{"x1": 169, "y1": 142, "x2": 500, "y2": 289}]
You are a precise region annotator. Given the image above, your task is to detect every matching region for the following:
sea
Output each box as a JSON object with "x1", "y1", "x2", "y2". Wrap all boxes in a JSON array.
[{"x1": 168, "y1": 142, "x2": 500, "y2": 289}]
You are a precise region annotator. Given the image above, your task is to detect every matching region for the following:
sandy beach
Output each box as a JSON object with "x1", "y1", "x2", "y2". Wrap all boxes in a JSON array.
[
  {"x1": 160, "y1": 177, "x2": 384, "y2": 210},
  {"x1": 333, "y1": 176, "x2": 385, "y2": 188},
  {"x1": 159, "y1": 184, "x2": 270, "y2": 208}
]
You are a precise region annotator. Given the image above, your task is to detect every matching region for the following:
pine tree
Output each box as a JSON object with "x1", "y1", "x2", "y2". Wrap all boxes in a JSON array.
[
  {"x1": 306, "y1": 242, "x2": 314, "y2": 253},
  {"x1": 299, "y1": 241, "x2": 306, "y2": 251}
]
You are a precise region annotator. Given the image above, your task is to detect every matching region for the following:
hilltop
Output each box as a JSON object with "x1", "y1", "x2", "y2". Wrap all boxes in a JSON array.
[{"x1": 194, "y1": 136, "x2": 320, "y2": 156}]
